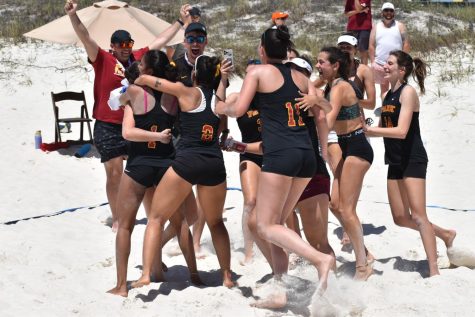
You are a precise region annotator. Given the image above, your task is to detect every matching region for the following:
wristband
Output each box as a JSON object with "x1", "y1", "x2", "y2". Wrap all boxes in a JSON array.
[{"x1": 176, "y1": 19, "x2": 184, "y2": 26}]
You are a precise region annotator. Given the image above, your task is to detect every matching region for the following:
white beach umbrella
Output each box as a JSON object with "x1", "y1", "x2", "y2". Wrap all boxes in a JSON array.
[{"x1": 23, "y1": 0, "x2": 184, "y2": 49}]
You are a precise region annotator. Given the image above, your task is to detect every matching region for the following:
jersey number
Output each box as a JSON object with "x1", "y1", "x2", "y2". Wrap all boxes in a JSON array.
[
  {"x1": 383, "y1": 117, "x2": 394, "y2": 128},
  {"x1": 201, "y1": 124, "x2": 214, "y2": 142},
  {"x1": 285, "y1": 102, "x2": 305, "y2": 127},
  {"x1": 148, "y1": 125, "x2": 158, "y2": 149}
]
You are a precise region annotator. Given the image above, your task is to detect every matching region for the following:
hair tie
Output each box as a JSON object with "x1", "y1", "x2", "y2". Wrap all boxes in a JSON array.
[
  {"x1": 169, "y1": 61, "x2": 176, "y2": 68},
  {"x1": 215, "y1": 63, "x2": 221, "y2": 78}
]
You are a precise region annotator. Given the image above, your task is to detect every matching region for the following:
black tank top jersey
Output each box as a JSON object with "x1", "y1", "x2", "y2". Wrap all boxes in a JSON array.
[
  {"x1": 255, "y1": 63, "x2": 312, "y2": 154},
  {"x1": 127, "y1": 90, "x2": 176, "y2": 167},
  {"x1": 176, "y1": 87, "x2": 221, "y2": 154},
  {"x1": 236, "y1": 97, "x2": 262, "y2": 143},
  {"x1": 381, "y1": 84, "x2": 428, "y2": 165},
  {"x1": 303, "y1": 115, "x2": 330, "y2": 177}
]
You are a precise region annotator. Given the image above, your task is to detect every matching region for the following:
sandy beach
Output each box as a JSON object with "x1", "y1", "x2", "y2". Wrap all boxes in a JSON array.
[{"x1": 1, "y1": 41, "x2": 475, "y2": 317}]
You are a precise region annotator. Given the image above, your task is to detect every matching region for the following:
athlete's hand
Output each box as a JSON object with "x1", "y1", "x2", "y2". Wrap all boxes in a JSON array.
[
  {"x1": 180, "y1": 4, "x2": 192, "y2": 25},
  {"x1": 295, "y1": 91, "x2": 317, "y2": 111},
  {"x1": 220, "y1": 59, "x2": 233, "y2": 81},
  {"x1": 64, "y1": 0, "x2": 78, "y2": 15},
  {"x1": 158, "y1": 129, "x2": 172, "y2": 144}
]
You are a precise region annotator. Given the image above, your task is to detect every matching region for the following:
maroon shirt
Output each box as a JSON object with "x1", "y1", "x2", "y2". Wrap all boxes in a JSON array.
[
  {"x1": 90, "y1": 47, "x2": 149, "y2": 124},
  {"x1": 345, "y1": 0, "x2": 372, "y2": 31}
]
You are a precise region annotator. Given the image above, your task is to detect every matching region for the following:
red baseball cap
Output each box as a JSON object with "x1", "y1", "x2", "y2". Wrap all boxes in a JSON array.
[{"x1": 272, "y1": 11, "x2": 289, "y2": 21}]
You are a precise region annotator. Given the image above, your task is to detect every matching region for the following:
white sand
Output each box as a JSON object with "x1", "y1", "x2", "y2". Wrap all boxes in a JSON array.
[{"x1": 1, "y1": 41, "x2": 475, "y2": 316}]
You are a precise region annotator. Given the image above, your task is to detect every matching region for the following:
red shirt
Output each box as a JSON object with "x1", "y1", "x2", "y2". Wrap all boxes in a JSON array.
[
  {"x1": 345, "y1": 0, "x2": 372, "y2": 31},
  {"x1": 90, "y1": 47, "x2": 149, "y2": 124}
]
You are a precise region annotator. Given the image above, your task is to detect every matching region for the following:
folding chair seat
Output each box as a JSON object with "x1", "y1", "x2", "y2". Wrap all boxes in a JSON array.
[{"x1": 51, "y1": 91, "x2": 93, "y2": 144}]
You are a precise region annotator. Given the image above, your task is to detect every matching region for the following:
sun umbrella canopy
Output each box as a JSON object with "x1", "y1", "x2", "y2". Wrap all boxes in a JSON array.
[{"x1": 23, "y1": 0, "x2": 184, "y2": 49}]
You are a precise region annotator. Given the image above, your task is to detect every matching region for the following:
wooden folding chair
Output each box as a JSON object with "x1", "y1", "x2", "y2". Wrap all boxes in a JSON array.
[{"x1": 51, "y1": 91, "x2": 93, "y2": 144}]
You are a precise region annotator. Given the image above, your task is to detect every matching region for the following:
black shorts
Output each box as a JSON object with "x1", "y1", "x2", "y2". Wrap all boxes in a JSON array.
[
  {"x1": 387, "y1": 162, "x2": 427, "y2": 180},
  {"x1": 262, "y1": 148, "x2": 316, "y2": 178},
  {"x1": 124, "y1": 164, "x2": 169, "y2": 188},
  {"x1": 172, "y1": 151, "x2": 226, "y2": 186},
  {"x1": 93, "y1": 120, "x2": 128, "y2": 163},
  {"x1": 239, "y1": 153, "x2": 263, "y2": 168},
  {"x1": 338, "y1": 129, "x2": 373, "y2": 164},
  {"x1": 298, "y1": 174, "x2": 331, "y2": 202},
  {"x1": 351, "y1": 30, "x2": 371, "y2": 51}
]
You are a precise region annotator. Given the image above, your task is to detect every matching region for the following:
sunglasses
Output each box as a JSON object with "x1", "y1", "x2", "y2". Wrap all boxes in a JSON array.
[
  {"x1": 337, "y1": 44, "x2": 354, "y2": 50},
  {"x1": 115, "y1": 41, "x2": 134, "y2": 49},
  {"x1": 185, "y1": 35, "x2": 206, "y2": 44},
  {"x1": 247, "y1": 59, "x2": 262, "y2": 65},
  {"x1": 383, "y1": 9, "x2": 394, "y2": 13}
]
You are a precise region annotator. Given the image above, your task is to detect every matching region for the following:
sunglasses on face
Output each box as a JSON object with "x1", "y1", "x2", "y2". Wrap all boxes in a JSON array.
[
  {"x1": 338, "y1": 44, "x2": 354, "y2": 50},
  {"x1": 115, "y1": 41, "x2": 134, "y2": 49},
  {"x1": 247, "y1": 59, "x2": 262, "y2": 65},
  {"x1": 185, "y1": 35, "x2": 206, "y2": 44},
  {"x1": 383, "y1": 9, "x2": 394, "y2": 13}
]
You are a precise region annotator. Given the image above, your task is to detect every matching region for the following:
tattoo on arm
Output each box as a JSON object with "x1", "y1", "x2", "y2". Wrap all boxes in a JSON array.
[{"x1": 154, "y1": 79, "x2": 161, "y2": 87}]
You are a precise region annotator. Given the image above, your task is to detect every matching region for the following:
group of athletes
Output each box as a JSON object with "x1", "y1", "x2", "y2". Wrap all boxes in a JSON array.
[{"x1": 63, "y1": 0, "x2": 457, "y2": 308}]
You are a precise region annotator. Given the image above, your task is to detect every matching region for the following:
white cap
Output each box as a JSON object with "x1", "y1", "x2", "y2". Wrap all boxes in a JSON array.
[
  {"x1": 337, "y1": 35, "x2": 358, "y2": 46},
  {"x1": 381, "y1": 2, "x2": 395, "y2": 10},
  {"x1": 286, "y1": 57, "x2": 313, "y2": 74}
]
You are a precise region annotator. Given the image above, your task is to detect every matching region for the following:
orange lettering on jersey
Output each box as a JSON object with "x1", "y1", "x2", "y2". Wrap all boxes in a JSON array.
[
  {"x1": 247, "y1": 110, "x2": 259, "y2": 118},
  {"x1": 382, "y1": 105, "x2": 396, "y2": 113},
  {"x1": 383, "y1": 117, "x2": 394, "y2": 128},
  {"x1": 201, "y1": 124, "x2": 214, "y2": 142},
  {"x1": 114, "y1": 63, "x2": 125, "y2": 77},
  {"x1": 148, "y1": 125, "x2": 158, "y2": 149},
  {"x1": 256, "y1": 118, "x2": 262, "y2": 132}
]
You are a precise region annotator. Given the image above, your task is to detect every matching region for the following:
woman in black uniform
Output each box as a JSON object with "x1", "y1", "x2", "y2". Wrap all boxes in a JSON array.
[
  {"x1": 131, "y1": 55, "x2": 234, "y2": 288},
  {"x1": 235, "y1": 61, "x2": 263, "y2": 265},
  {"x1": 216, "y1": 26, "x2": 334, "y2": 308},
  {"x1": 364, "y1": 50, "x2": 456, "y2": 276},
  {"x1": 107, "y1": 51, "x2": 199, "y2": 297},
  {"x1": 297, "y1": 46, "x2": 373, "y2": 280}
]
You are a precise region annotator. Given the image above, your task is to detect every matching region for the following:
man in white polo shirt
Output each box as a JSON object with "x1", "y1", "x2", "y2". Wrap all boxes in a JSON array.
[{"x1": 369, "y1": 2, "x2": 410, "y2": 104}]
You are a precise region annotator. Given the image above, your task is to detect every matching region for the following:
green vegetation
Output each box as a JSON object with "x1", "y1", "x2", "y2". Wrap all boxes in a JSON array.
[{"x1": 0, "y1": 0, "x2": 474, "y2": 75}]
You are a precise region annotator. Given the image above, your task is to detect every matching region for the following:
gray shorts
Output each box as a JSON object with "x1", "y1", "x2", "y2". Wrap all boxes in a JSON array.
[{"x1": 93, "y1": 120, "x2": 128, "y2": 163}]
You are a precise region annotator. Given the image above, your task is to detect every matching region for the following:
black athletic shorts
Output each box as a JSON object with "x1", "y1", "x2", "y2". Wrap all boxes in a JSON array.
[
  {"x1": 124, "y1": 164, "x2": 169, "y2": 188},
  {"x1": 172, "y1": 151, "x2": 226, "y2": 186},
  {"x1": 351, "y1": 30, "x2": 371, "y2": 51},
  {"x1": 338, "y1": 129, "x2": 374, "y2": 164},
  {"x1": 239, "y1": 153, "x2": 263, "y2": 168},
  {"x1": 262, "y1": 148, "x2": 316, "y2": 178},
  {"x1": 93, "y1": 120, "x2": 128, "y2": 163},
  {"x1": 387, "y1": 162, "x2": 427, "y2": 180}
]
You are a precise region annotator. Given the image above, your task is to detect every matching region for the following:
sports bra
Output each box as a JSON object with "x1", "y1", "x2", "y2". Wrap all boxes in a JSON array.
[{"x1": 324, "y1": 78, "x2": 361, "y2": 121}]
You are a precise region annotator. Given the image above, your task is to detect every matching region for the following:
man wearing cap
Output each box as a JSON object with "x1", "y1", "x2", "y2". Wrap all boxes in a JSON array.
[
  {"x1": 271, "y1": 12, "x2": 289, "y2": 27},
  {"x1": 369, "y1": 2, "x2": 410, "y2": 101},
  {"x1": 173, "y1": 22, "x2": 208, "y2": 87},
  {"x1": 64, "y1": 0, "x2": 191, "y2": 231},
  {"x1": 344, "y1": 0, "x2": 372, "y2": 65}
]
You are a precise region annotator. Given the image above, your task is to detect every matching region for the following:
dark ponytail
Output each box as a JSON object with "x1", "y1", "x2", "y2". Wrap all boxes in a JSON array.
[
  {"x1": 125, "y1": 61, "x2": 140, "y2": 84},
  {"x1": 195, "y1": 55, "x2": 222, "y2": 90},
  {"x1": 142, "y1": 50, "x2": 178, "y2": 82},
  {"x1": 261, "y1": 25, "x2": 293, "y2": 60},
  {"x1": 390, "y1": 50, "x2": 428, "y2": 95}
]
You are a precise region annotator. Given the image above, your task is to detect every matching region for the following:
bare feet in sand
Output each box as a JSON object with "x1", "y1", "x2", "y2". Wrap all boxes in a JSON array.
[
  {"x1": 107, "y1": 285, "x2": 128, "y2": 297},
  {"x1": 315, "y1": 254, "x2": 335, "y2": 293},
  {"x1": 354, "y1": 262, "x2": 373, "y2": 281},
  {"x1": 251, "y1": 291, "x2": 287, "y2": 309},
  {"x1": 223, "y1": 270, "x2": 235, "y2": 288},
  {"x1": 239, "y1": 254, "x2": 253, "y2": 266},
  {"x1": 444, "y1": 230, "x2": 457, "y2": 248}
]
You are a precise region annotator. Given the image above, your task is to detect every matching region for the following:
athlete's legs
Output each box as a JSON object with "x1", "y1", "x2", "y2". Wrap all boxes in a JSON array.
[
  {"x1": 104, "y1": 156, "x2": 124, "y2": 232},
  {"x1": 132, "y1": 168, "x2": 193, "y2": 288},
  {"x1": 336, "y1": 156, "x2": 372, "y2": 280},
  {"x1": 239, "y1": 160, "x2": 260, "y2": 264},
  {"x1": 197, "y1": 182, "x2": 234, "y2": 287},
  {"x1": 107, "y1": 173, "x2": 146, "y2": 297}
]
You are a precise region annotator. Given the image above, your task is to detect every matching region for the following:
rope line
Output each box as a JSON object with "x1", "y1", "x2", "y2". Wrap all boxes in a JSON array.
[{"x1": 2, "y1": 189, "x2": 473, "y2": 225}]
